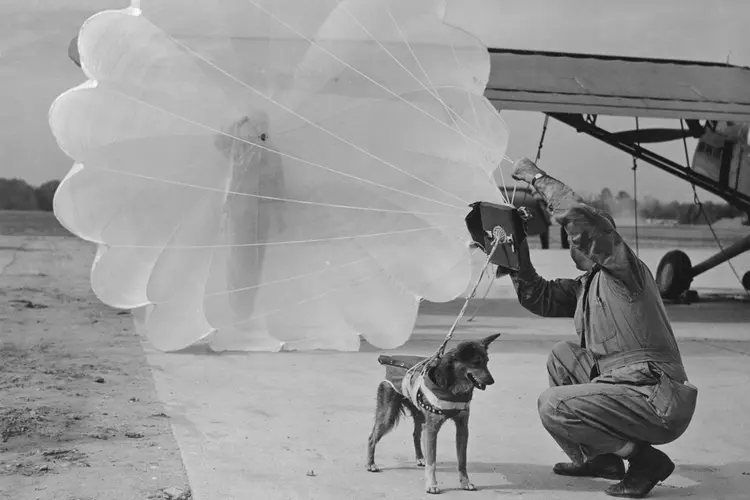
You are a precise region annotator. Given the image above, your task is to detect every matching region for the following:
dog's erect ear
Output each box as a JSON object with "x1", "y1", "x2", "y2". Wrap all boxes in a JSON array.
[{"x1": 480, "y1": 333, "x2": 502, "y2": 350}]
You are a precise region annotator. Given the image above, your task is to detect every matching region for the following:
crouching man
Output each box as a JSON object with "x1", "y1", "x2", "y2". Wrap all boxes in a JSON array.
[{"x1": 508, "y1": 158, "x2": 698, "y2": 498}]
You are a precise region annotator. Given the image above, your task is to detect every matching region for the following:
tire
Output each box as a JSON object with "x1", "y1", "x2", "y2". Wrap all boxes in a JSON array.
[
  {"x1": 656, "y1": 250, "x2": 693, "y2": 300},
  {"x1": 742, "y1": 271, "x2": 750, "y2": 291}
]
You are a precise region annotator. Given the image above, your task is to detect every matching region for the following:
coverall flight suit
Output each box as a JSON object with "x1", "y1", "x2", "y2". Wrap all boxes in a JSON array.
[{"x1": 510, "y1": 176, "x2": 699, "y2": 466}]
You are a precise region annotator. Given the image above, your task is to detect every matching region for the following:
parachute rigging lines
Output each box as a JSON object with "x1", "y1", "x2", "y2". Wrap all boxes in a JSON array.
[{"x1": 49, "y1": 0, "x2": 513, "y2": 353}]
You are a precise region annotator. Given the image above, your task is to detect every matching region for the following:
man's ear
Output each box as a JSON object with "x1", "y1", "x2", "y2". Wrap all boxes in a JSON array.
[{"x1": 481, "y1": 333, "x2": 502, "y2": 350}]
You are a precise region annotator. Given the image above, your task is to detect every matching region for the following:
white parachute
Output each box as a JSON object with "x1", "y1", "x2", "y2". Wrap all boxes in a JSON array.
[{"x1": 48, "y1": 0, "x2": 512, "y2": 353}]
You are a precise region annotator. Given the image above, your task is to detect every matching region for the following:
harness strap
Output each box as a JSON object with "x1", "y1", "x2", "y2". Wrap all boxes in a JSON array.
[
  {"x1": 401, "y1": 360, "x2": 470, "y2": 416},
  {"x1": 418, "y1": 380, "x2": 470, "y2": 412}
]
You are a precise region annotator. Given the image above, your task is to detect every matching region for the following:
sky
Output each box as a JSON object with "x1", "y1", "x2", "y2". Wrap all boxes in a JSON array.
[{"x1": 1, "y1": 0, "x2": 749, "y2": 202}]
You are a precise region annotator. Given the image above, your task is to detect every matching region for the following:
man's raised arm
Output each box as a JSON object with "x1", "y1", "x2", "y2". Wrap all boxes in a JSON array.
[{"x1": 511, "y1": 158, "x2": 645, "y2": 295}]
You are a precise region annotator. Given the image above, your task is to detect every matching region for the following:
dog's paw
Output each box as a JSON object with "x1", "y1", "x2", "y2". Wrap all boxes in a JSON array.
[
  {"x1": 416, "y1": 458, "x2": 425, "y2": 467},
  {"x1": 366, "y1": 464, "x2": 381, "y2": 473},
  {"x1": 460, "y1": 480, "x2": 476, "y2": 491},
  {"x1": 425, "y1": 484, "x2": 441, "y2": 494}
]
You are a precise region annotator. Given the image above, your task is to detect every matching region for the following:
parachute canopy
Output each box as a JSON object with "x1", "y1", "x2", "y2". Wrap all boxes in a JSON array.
[{"x1": 49, "y1": 0, "x2": 511, "y2": 353}]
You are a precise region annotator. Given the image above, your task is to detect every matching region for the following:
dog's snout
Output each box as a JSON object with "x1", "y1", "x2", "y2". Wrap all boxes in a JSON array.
[{"x1": 485, "y1": 376, "x2": 495, "y2": 386}]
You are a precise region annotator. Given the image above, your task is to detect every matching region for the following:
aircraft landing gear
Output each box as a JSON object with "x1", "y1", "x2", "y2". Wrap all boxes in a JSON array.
[
  {"x1": 656, "y1": 235, "x2": 750, "y2": 299},
  {"x1": 656, "y1": 250, "x2": 693, "y2": 300}
]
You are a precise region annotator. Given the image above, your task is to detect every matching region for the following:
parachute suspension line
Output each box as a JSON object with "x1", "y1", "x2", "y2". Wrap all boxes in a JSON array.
[
  {"x1": 469, "y1": 116, "x2": 552, "y2": 322},
  {"x1": 632, "y1": 117, "x2": 640, "y2": 256},
  {"x1": 470, "y1": 118, "x2": 551, "y2": 322},
  {"x1": 510, "y1": 114, "x2": 550, "y2": 206},
  {"x1": 679, "y1": 120, "x2": 749, "y2": 296},
  {"x1": 429, "y1": 230, "x2": 505, "y2": 362},
  {"x1": 466, "y1": 267, "x2": 496, "y2": 322}
]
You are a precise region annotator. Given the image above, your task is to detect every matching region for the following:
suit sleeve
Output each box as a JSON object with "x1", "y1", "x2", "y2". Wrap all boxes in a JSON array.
[
  {"x1": 510, "y1": 244, "x2": 582, "y2": 318},
  {"x1": 533, "y1": 175, "x2": 645, "y2": 294}
]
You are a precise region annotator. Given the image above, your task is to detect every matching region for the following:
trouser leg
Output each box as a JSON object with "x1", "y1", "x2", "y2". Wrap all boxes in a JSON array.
[
  {"x1": 543, "y1": 341, "x2": 601, "y2": 462},
  {"x1": 538, "y1": 382, "x2": 674, "y2": 462},
  {"x1": 546, "y1": 340, "x2": 596, "y2": 387}
]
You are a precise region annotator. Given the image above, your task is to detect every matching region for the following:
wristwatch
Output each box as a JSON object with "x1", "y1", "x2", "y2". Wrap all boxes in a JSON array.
[{"x1": 531, "y1": 172, "x2": 544, "y2": 187}]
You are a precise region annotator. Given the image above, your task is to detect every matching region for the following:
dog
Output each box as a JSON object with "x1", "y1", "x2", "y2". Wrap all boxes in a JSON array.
[{"x1": 366, "y1": 333, "x2": 501, "y2": 494}]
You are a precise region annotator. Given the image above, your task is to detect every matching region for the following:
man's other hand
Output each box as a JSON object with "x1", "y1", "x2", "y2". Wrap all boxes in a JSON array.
[{"x1": 512, "y1": 158, "x2": 545, "y2": 184}]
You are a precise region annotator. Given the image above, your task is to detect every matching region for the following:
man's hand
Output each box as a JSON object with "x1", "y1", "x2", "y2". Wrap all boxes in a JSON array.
[
  {"x1": 506, "y1": 237, "x2": 532, "y2": 278},
  {"x1": 512, "y1": 158, "x2": 545, "y2": 184}
]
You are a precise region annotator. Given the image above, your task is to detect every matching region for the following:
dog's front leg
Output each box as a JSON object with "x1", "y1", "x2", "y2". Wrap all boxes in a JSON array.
[
  {"x1": 413, "y1": 413, "x2": 425, "y2": 467},
  {"x1": 455, "y1": 411, "x2": 475, "y2": 491},
  {"x1": 423, "y1": 415, "x2": 445, "y2": 494}
]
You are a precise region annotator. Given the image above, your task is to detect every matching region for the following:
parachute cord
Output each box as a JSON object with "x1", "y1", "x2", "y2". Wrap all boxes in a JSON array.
[
  {"x1": 510, "y1": 114, "x2": 550, "y2": 207},
  {"x1": 680, "y1": 120, "x2": 749, "y2": 297},
  {"x1": 632, "y1": 117, "x2": 640, "y2": 257},
  {"x1": 429, "y1": 231, "x2": 505, "y2": 364},
  {"x1": 467, "y1": 266, "x2": 497, "y2": 322}
]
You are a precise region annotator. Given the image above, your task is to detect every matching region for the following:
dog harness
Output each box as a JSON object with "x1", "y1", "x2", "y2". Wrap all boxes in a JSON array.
[{"x1": 378, "y1": 355, "x2": 472, "y2": 416}]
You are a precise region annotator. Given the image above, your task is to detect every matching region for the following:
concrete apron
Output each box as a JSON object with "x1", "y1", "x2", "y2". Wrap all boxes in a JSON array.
[
  {"x1": 144, "y1": 325, "x2": 750, "y2": 498},
  {"x1": 142, "y1": 248, "x2": 750, "y2": 499}
]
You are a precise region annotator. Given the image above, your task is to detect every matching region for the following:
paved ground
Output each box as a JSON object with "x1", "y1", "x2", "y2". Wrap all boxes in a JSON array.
[
  {"x1": 2, "y1": 236, "x2": 749, "y2": 499},
  {"x1": 145, "y1": 248, "x2": 750, "y2": 500}
]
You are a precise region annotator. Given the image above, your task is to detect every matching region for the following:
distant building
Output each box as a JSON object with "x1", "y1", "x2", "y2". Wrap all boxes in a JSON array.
[{"x1": 645, "y1": 218, "x2": 679, "y2": 227}]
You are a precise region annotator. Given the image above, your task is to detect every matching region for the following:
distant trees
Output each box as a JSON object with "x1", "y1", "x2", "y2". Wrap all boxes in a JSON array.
[
  {"x1": 0, "y1": 178, "x2": 60, "y2": 211},
  {"x1": 34, "y1": 180, "x2": 61, "y2": 211},
  {"x1": 583, "y1": 187, "x2": 747, "y2": 225}
]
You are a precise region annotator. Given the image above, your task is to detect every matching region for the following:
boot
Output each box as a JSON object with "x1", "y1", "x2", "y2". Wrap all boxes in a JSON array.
[
  {"x1": 553, "y1": 454, "x2": 626, "y2": 480},
  {"x1": 605, "y1": 444, "x2": 675, "y2": 498}
]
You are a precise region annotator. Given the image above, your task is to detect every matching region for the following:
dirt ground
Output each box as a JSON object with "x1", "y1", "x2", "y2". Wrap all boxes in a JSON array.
[{"x1": 0, "y1": 234, "x2": 190, "y2": 499}]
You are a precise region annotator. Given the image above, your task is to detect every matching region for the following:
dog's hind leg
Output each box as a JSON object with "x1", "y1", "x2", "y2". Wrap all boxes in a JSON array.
[
  {"x1": 405, "y1": 402, "x2": 425, "y2": 467},
  {"x1": 366, "y1": 381, "x2": 403, "y2": 472}
]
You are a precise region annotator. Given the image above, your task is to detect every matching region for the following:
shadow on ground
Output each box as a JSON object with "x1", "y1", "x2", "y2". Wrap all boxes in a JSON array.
[{"x1": 378, "y1": 460, "x2": 750, "y2": 498}]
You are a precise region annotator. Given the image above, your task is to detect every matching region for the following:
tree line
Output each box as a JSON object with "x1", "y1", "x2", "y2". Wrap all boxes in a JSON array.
[
  {"x1": 583, "y1": 188, "x2": 747, "y2": 225},
  {"x1": 0, "y1": 178, "x2": 60, "y2": 211},
  {"x1": 0, "y1": 178, "x2": 747, "y2": 226}
]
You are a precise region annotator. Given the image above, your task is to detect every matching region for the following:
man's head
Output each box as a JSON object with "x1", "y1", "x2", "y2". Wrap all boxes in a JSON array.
[{"x1": 431, "y1": 333, "x2": 501, "y2": 395}]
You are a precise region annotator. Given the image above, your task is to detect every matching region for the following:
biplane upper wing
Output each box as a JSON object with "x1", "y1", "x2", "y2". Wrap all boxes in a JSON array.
[{"x1": 484, "y1": 49, "x2": 750, "y2": 121}]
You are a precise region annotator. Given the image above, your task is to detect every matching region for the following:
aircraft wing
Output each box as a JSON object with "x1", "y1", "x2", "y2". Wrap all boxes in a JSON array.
[{"x1": 485, "y1": 49, "x2": 750, "y2": 121}]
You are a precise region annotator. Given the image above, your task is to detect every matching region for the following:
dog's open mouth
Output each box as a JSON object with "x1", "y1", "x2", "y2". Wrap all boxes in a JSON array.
[{"x1": 467, "y1": 373, "x2": 486, "y2": 390}]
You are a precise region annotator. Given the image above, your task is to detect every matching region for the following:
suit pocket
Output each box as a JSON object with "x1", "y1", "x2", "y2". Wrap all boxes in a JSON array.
[
  {"x1": 588, "y1": 298, "x2": 620, "y2": 354},
  {"x1": 648, "y1": 373, "x2": 698, "y2": 437}
]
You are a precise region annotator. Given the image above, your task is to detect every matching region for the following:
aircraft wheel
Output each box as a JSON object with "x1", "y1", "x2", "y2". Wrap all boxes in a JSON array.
[
  {"x1": 656, "y1": 250, "x2": 693, "y2": 300},
  {"x1": 742, "y1": 271, "x2": 750, "y2": 291}
]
